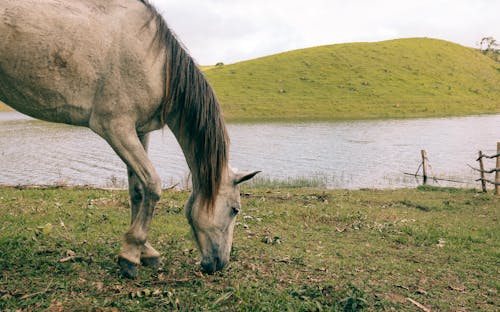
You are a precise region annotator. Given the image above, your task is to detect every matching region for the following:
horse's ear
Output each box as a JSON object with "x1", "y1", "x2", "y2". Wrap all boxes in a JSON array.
[{"x1": 234, "y1": 171, "x2": 261, "y2": 185}]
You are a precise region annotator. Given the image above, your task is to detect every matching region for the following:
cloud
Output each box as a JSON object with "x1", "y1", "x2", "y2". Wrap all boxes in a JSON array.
[{"x1": 150, "y1": 0, "x2": 500, "y2": 64}]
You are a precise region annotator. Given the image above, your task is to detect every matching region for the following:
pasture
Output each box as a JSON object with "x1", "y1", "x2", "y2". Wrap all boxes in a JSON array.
[
  {"x1": 205, "y1": 38, "x2": 500, "y2": 122},
  {"x1": 0, "y1": 185, "x2": 498, "y2": 311}
]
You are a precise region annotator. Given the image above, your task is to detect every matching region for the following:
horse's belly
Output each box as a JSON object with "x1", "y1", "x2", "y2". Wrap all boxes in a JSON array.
[
  {"x1": 0, "y1": 83, "x2": 92, "y2": 126},
  {"x1": 0, "y1": 0, "x2": 106, "y2": 125},
  {"x1": 0, "y1": 43, "x2": 93, "y2": 125}
]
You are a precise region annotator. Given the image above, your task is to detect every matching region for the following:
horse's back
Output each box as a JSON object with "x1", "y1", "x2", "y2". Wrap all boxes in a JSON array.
[{"x1": 0, "y1": 0, "x2": 164, "y2": 128}]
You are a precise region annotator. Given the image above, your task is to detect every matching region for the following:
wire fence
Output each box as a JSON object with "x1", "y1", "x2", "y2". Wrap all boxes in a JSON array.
[
  {"x1": 470, "y1": 144, "x2": 500, "y2": 194},
  {"x1": 405, "y1": 143, "x2": 500, "y2": 195}
]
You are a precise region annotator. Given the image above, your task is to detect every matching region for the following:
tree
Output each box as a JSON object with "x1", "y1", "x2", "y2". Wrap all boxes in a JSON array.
[
  {"x1": 479, "y1": 37, "x2": 497, "y2": 52},
  {"x1": 479, "y1": 37, "x2": 500, "y2": 62}
]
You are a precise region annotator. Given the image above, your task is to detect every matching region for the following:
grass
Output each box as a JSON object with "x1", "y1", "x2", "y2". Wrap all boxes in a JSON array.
[
  {"x1": 204, "y1": 38, "x2": 500, "y2": 122},
  {"x1": 244, "y1": 175, "x2": 329, "y2": 189},
  {"x1": 0, "y1": 185, "x2": 498, "y2": 311}
]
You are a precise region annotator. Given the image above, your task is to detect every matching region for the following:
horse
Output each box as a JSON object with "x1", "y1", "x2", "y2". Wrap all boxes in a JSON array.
[{"x1": 0, "y1": 0, "x2": 259, "y2": 278}]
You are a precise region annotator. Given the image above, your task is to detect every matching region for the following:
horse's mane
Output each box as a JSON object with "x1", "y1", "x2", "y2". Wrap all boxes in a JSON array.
[{"x1": 138, "y1": 0, "x2": 229, "y2": 212}]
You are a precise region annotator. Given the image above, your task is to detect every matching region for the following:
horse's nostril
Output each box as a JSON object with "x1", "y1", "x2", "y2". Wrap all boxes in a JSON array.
[
  {"x1": 201, "y1": 259, "x2": 216, "y2": 274},
  {"x1": 216, "y1": 257, "x2": 227, "y2": 271},
  {"x1": 201, "y1": 256, "x2": 227, "y2": 274}
]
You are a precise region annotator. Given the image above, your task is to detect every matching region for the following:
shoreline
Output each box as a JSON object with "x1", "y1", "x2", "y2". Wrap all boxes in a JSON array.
[{"x1": 1, "y1": 102, "x2": 499, "y2": 123}]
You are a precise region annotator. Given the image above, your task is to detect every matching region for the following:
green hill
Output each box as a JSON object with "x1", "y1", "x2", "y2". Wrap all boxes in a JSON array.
[
  {"x1": 205, "y1": 38, "x2": 500, "y2": 121},
  {"x1": 2, "y1": 38, "x2": 500, "y2": 121}
]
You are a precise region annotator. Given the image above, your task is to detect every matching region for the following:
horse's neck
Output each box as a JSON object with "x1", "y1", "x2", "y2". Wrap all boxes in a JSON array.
[{"x1": 165, "y1": 116, "x2": 198, "y2": 181}]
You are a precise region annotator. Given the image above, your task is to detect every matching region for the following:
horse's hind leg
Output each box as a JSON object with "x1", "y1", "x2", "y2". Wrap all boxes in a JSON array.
[
  {"x1": 127, "y1": 133, "x2": 161, "y2": 269},
  {"x1": 92, "y1": 120, "x2": 161, "y2": 278}
]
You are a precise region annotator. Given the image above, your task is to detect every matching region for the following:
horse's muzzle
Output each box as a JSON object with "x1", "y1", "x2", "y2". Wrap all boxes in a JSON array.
[{"x1": 201, "y1": 256, "x2": 227, "y2": 274}]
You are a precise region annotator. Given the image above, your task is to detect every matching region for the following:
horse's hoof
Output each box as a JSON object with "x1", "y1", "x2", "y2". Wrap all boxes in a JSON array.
[
  {"x1": 118, "y1": 257, "x2": 139, "y2": 279},
  {"x1": 141, "y1": 256, "x2": 161, "y2": 269}
]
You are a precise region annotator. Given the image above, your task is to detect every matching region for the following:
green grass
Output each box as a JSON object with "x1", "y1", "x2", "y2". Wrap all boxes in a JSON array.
[
  {"x1": 205, "y1": 38, "x2": 500, "y2": 122},
  {"x1": 0, "y1": 185, "x2": 498, "y2": 311},
  {"x1": 244, "y1": 175, "x2": 329, "y2": 189}
]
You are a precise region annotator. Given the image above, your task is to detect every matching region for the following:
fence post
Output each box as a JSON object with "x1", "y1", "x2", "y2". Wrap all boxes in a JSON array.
[
  {"x1": 496, "y1": 142, "x2": 500, "y2": 196},
  {"x1": 478, "y1": 151, "x2": 487, "y2": 193},
  {"x1": 421, "y1": 150, "x2": 428, "y2": 185}
]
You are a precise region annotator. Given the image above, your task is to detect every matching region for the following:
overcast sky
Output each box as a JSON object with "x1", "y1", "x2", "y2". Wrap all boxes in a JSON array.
[{"x1": 150, "y1": 0, "x2": 500, "y2": 65}]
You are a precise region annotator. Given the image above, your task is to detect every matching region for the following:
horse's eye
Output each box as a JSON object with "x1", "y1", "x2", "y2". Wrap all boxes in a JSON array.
[{"x1": 231, "y1": 206, "x2": 240, "y2": 216}]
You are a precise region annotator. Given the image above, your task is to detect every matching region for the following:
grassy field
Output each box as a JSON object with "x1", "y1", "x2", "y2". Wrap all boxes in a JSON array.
[
  {"x1": 2, "y1": 38, "x2": 500, "y2": 121},
  {"x1": 0, "y1": 185, "x2": 498, "y2": 311},
  {"x1": 205, "y1": 38, "x2": 500, "y2": 122}
]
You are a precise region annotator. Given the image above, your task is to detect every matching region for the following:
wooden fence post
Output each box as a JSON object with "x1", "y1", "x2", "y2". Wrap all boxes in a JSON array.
[
  {"x1": 496, "y1": 142, "x2": 500, "y2": 196},
  {"x1": 421, "y1": 150, "x2": 428, "y2": 185},
  {"x1": 478, "y1": 151, "x2": 487, "y2": 193}
]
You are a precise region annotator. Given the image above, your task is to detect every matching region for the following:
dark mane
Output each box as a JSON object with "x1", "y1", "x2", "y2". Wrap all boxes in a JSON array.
[{"x1": 139, "y1": 0, "x2": 229, "y2": 211}]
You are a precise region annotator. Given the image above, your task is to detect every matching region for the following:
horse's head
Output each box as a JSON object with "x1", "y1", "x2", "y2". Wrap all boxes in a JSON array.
[{"x1": 185, "y1": 168, "x2": 259, "y2": 273}]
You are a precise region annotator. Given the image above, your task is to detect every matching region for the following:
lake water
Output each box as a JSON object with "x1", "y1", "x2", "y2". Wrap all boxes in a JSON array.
[{"x1": 0, "y1": 112, "x2": 498, "y2": 190}]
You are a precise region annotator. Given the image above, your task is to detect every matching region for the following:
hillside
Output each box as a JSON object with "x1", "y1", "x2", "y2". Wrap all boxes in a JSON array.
[
  {"x1": 205, "y1": 38, "x2": 500, "y2": 121},
  {"x1": 2, "y1": 38, "x2": 500, "y2": 121}
]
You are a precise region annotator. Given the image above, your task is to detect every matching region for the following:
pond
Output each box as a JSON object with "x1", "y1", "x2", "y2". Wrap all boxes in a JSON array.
[{"x1": 0, "y1": 112, "x2": 498, "y2": 190}]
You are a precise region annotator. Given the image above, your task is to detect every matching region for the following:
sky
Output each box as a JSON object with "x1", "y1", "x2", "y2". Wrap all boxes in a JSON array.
[{"x1": 150, "y1": 0, "x2": 500, "y2": 65}]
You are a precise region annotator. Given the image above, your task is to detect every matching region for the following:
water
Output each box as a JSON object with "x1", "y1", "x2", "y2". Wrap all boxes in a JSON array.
[{"x1": 0, "y1": 111, "x2": 498, "y2": 189}]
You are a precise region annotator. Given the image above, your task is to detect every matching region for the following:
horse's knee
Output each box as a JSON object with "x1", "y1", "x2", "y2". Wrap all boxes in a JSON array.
[{"x1": 146, "y1": 176, "x2": 162, "y2": 202}]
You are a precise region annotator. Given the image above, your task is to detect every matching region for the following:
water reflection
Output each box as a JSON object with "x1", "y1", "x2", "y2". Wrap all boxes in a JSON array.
[{"x1": 0, "y1": 112, "x2": 498, "y2": 189}]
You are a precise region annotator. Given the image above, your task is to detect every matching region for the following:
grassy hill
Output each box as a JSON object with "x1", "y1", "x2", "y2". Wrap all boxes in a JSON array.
[
  {"x1": 2, "y1": 38, "x2": 500, "y2": 121},
  {"x1": 205, "y1": 38, "x2": 500, "y2": 121}
]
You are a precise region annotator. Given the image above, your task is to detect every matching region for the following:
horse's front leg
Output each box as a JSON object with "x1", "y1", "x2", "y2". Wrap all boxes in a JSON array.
[
  {"x1": 126, "y1": 134, "x2": 161, "y2": 269},
  {"x1": 92, "y1": 120, "x2": 161, "y2": 278}
]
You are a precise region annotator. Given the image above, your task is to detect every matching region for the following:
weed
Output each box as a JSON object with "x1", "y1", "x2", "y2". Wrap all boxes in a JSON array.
[{"x1": 340, "y1": 284, "x2": 369, "y2": 311}]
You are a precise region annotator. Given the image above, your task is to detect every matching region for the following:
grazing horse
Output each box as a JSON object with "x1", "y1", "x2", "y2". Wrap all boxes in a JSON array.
[{"x1": 0, "y1": 0, "x2": 259, "y2": 278}]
